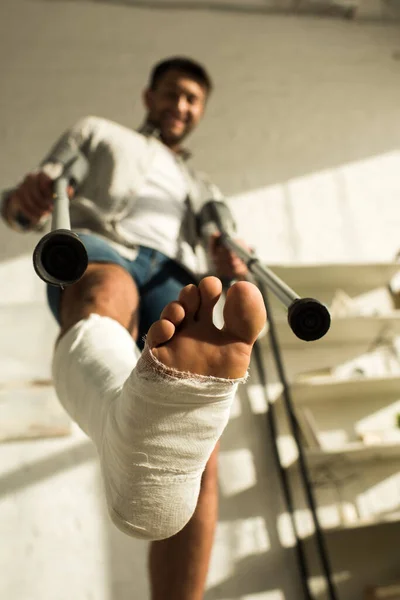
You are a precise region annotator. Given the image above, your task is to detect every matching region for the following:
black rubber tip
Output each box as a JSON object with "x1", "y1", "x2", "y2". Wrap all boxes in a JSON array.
[
  {"x1": 33, "y1": 230, "x2": 88, "y2": 286},
  {"x1": 287, "y1": 297, "x2": 331, "y2": 342}
]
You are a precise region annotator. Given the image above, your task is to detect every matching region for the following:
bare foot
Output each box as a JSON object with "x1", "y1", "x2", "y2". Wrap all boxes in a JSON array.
[{"x1": 147, "y1": 276, "x2": 267, "y2": 380}]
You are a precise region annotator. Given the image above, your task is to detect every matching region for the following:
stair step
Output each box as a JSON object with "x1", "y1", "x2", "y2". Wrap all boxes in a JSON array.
[
  {"x1": 0, "y1": 383, "x2": 70, "y2": 443},
  {"x1": 0, "y1": 303, "x2": 58, "y2": 381}
]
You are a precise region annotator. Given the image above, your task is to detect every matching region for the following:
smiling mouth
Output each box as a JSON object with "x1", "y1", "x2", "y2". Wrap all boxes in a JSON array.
[{"x1": 164, "y1": 115, "x2": 186, "y2": 127}]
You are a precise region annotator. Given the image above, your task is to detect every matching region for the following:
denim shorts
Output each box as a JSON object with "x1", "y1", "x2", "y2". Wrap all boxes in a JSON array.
[{"x1": 47, "y1": 232, "x2": 196, "y2": 349}]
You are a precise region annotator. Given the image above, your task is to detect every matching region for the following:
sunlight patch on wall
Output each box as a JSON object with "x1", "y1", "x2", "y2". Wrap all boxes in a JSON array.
[
  {"x1": 228, "y1": 150, "x2": 400, "y2": 265},
  {"x1": 276, "y1": 512, "x2": 296, "y2": 548},
  {"x1": 355, "y1": 400, "x2": 400, "y2": 438},
  {"x1": 208, "y1": 517, "x2": 270, "y2": 587},
  {"x1": 246, "y1": 383, "x2": 283, "y2": 415},
  {"x1": 357, "y1": 471, "x2": 400, "y2": 517},
  {"x1": 242, "y1": 590, "x2": 286, "y2": 600},
  {"x1": 218, "y1": 448, "x2": 257, "y2": 496},
  {"x1": 309, "y1": 571, "x2": 351, "y2": 597}
]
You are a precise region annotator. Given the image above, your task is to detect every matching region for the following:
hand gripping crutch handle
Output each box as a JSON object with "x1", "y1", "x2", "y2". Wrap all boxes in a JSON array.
[{"x1": 198, "y1": 200, "x2": 331, "y2": 342}]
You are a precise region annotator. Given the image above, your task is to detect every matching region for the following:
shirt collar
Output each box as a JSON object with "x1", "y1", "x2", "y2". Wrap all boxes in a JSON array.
[{"x1": 137, "y1": 121, "x2": 192, "y2": 161}]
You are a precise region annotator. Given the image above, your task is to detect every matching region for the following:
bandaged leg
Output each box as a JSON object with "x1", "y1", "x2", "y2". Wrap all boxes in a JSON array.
[
  {"x1": 52, "y1": 276, "x2": 266, "y2": 541},
  {"x1": 52, "y1": 317, "x2": 243, "y2": 540}
]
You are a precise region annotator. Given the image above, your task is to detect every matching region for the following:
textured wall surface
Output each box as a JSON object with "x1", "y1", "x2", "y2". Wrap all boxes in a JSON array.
[{"x1": 1, "y1": 1, "x2": 400, "y2": 599}]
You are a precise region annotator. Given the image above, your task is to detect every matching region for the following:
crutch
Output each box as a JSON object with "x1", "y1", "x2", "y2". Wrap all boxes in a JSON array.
[
  {"x1": 198, "y1": 199, "x2": 331, "y2": 341},
  {"x1": 32, "y1": 150, "x2": 89, "y2": 287},
  {"x1": 198, "y1": 199, "x2": 338, "y2": 599}
]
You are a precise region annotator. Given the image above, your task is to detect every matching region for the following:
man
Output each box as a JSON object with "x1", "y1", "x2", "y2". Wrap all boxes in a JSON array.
[{"x1": 1, "y1": 57, "x2": 266, "y2": 599}]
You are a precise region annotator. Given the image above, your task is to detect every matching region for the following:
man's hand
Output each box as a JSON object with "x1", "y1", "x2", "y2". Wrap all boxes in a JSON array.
[
  {"x1": 5, "y1": 172, "x2": 54, "y2": 227},
  {"x1": 209, "y1": 232, "x2": 250, "y2": 280},
  {"x1": 4, "y1": 171, "x2": 74, "y2": 229}
]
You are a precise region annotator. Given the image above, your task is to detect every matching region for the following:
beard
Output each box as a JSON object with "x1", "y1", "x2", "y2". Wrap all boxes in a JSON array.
[
  {"x1": 160, "y1": 129, "x2": 187, "y2": 147},
  {"x1": 147, "y1": 114, "x2": 192, "y2": 147}
]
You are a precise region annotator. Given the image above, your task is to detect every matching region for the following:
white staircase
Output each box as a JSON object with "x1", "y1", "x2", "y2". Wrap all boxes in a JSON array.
[{"x1": 260, "y1": 261, "x2": 400, "y2": 539}]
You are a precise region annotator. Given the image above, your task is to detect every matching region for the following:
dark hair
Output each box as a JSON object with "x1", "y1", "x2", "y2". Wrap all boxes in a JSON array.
[{"x1": 149, "y1": 57, "x2": 213, "y2": 95}]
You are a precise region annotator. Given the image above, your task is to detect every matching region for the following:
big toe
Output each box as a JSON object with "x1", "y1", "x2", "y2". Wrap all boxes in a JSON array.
[{"x1": 223, "y1": 281, "x2": 266, "y2": 345}]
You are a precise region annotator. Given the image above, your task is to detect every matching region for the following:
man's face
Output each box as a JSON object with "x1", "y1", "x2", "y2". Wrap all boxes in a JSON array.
[{"x1": 144, "y1": 69, "x2": 207, "y2": 148}]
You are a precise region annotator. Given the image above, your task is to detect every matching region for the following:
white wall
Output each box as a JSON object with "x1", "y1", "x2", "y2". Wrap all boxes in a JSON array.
[{"x1": 1, "y1": 1, "x2": 400, "y2": 599}]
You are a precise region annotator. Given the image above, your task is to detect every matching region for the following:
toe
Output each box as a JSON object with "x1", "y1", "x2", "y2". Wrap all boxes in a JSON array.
[
  {"x1": 223, "y1": 281, "x2": 266, "y2": 345},
  {"x1": 147, "y1": 319, "x2": 176, "y2": 349},
  {"x1": 160, "y1": 301, "x2": 186, "y2": 326},
  {"x1": 196, "y1": 277, "x2": 223, "y2": 322},
  {"x1": 178, "y1": 284, "x2": 201, "y2": 318}
]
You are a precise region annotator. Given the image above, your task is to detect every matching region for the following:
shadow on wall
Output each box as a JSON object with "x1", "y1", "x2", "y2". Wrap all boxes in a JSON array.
[
  {"x1": 31, "y1": 0, "x2": 360, "y2": 20},
  {"x1": 0, "y1": 439, "x2": 95, "y2": 499}
]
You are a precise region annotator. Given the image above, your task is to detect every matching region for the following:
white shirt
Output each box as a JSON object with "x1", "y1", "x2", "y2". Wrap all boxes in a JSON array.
[
  {"x1": 119, "y1": 144, "x2": 189, "y2": 259},
  {"x1": 1, "y1": 116, "x2": 229, "y2": 276}
]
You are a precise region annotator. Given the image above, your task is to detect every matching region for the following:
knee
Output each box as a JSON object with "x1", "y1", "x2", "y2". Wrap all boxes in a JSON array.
[
  {"x1": 71, "y1": 262, "x2": 135, "y2": 301},
  {"x1": 60, "y1": 263, "x2": 139, "y2": 335}
]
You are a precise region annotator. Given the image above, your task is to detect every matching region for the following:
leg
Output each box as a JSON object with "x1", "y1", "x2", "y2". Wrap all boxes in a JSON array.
[
  {"x1": 147, "y1": 277, "x2": 266, "y2": 598},
  {"x1": 51, "y1": 261, "x2": 142, "y2": 447},
  {"x1": 59, "y1": 262, "x2": 140, "y2": 338},
  {"x1": 131, "y1": 259, "x2": 218, "y2": 598},
  {"x1": 60, "y1": 260, "x2": 218, "y2": 597},
  {"x1": 149, "y1": 443, "x2": 220, "y2": 600},
  {"x1": 51, "y1": 256, "x2": 265, "y2": 596},
  {"x1": 52, "y1": 274, "x2": 266, "y2": 541}
]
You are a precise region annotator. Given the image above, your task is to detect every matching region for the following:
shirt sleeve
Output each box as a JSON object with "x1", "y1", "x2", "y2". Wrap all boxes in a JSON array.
[
  {"x1": 39, "y1": 115, "x2": 100, "y2": 172},
  {"x1": 1, "y1": 116, "x2": 99, "y2": 231}
]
